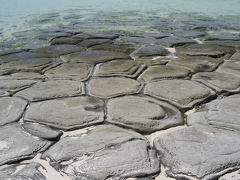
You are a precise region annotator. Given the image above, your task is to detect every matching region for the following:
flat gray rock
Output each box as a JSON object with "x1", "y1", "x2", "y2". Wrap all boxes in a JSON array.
[
  {"x1": 135, "y1": 56, "x2": 168, "y2": 66},
  {"x1": 38, "y1": 31, "x2": 71, "y2": 41},
  {"x1": 45, "y1": 63, "x2": 93, "y2": 81},
  {"x1": 42, "y1": 125, "x2": 159, "y2": 179},
  {"x1": 192, "y1": 72, "x2": 240, "y2": 93},
  {"x1": 77, "y1": 39, "x2": 112, "y2": 48},
  {"x1": 0, "y1": 124, "x2": 52, "y2": 166},
  {"x1": 138, "y1": 65, "x2": 191, "y2": 83},
  {"x1": 0, "y1": 97, "x2": 28, "y2": 126},
  {"x1": 187, "y1": 94, "x2": 240, "y2": 131},
  {"x1": 0, "y1": 52, "x2": 48, "y2": 63},
  {"x1": 134, "y1": 45, "x2": 169, "y2": 57},
  {"x1": 0, "y1": 162, "x2": 46, "y2": 180},
  {"x1": 15, "y1": 80, "x2": 82, "y2": 101},
  {"x1": 153, "y1": 126, "x2": 240, "y2": 180},
  {"x1": 155, "y1": 36, "x2": 197, "y2": 47},
  {"x1": 73, "y1": 32, "x2": 118, "y2": 40},
  {"x1": 94, "y1": 59, "x2": 145, "y2": 78},
  {"x1": 230, "y1": 51, "x2": 240, "y2": 60},
  {"x1": 50, "y1": 37, "x2": 82, "y2": 45},
  {"x1": 0, "y1": 72, "x2": 45, "y2": 80},
  {"x1": 107, "y1": 96, "x2": 183, "y2": 133},
  {"x1": 204, "y1": 33, "x2": 240, "y2": 41},
  {"x1": 167, "y1": 56, "x2": 223, "y2": 73},
  {"x1": 23, "y1": 122, "x2": 63, "y2": 140},
  {"x1": 115, "y1": 36, "x2": 156, "y2": 45},
  {"x1": 60, "y1": 50, "x2": 130, "y2": 64},
  {"x1": 24, "y1": 96, "x2": 104, "y2": 130},
  {"x1": 88, "y1": 77, "x2": 142, "y2": 98},
  {"x1": 89, "y1": 43, "x2": 136, "y2": 53},
  {"x1": 144, "y1": 80, "x2": 215, "y2": 109},
  {"x1": 217, "y1": 60, "x2": 240, "y2": 77},
  {"x1": 204, "y1": 40, "x2": 240, "y2": 48},
  {"x1": 135, "y1": 32, "x2": 169, "y2": 39}
]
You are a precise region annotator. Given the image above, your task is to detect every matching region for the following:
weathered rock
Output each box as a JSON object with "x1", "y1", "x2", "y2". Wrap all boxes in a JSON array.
[
  {"x1": 50, "y1": 37, "x2": 82, "y2": 45},
  {"x1": 192, "y1": 72, "x2": 240, "y2": 93},
  {"x1": 144, "y1": 80, "x2": 215, "y2": 109},
  {"x1": 0, "y1": 72, "x2": 45, "y2": 80},
  {"x1": 23, "y1": 122, "x2": 63, "y2": 140},
  {"x1": 24, "y1": 96, "x2": 104, "y2": 130},
  {"x1": 89, "y1": 43, "x2": 136, "y2": 53},
  {"x1": 45, "y1": 63, "x2": 93, "y2": 81},
  {"x1": 134, "y1": 45, "x2": 169, "y2": 58},
  {"x1": 115, "y1": 36, "x2": 156, "y2": 45},
  {"x1": 73, "y1": 32, "x2": 118, "y2": 40},
  {"x1": 204, "y1": 40, "x2": 240, "y2": 48},
  {"x1": 77, "y1": 39, "x2": 112, "y2": 48},
  {"x1": 172, "y1": 30, "x2": 206, "y2": 38},
  {"x1": 217, "y1": 60, "x2": 240, "y2": 77},
  {"x1": 167, "y1": 56, "x2": 223, "y2": 73},
  {"x1": 30, "y1": 45, "x2": 84, "y2": 57},
  {"x1": 60, "y1": 50, "x2": 130, "y2": 64},
  {"x1": 0, "y1": 52, "x2": 48, "y2": 63},
  {"x1": 38, "y1": 31, "x2": 71, "y2": 41},
  {"x1": 204, "y1": 33, "x2": 240, "y2": 41},
  {"x1": 230, "y1": 51, "x2": 240, "y2": 60},
  {"x1": 135, "y1": 56, "x2": 168, "y2": 66},
  {"x1": 155, "y1": 36, "x2": 197, "y2": 47},
  {"x1": 138, "y1": 65, "x2": 191, "y2": 82},
  {"x1": 42, "y1": 125, "x2": 159, "y2": 179},
  {"x1": 219, "y1": 170, "x2": 240, "y2": 180},
  {"x1": 0, "y1": 49, "x2": 22, "y2": 56},
  {"x1": 0, "y1": 124, "x2": 52, "y2": 165},
  {"x1": 107, "y1": 96, "x2": 183, "y2": 133},
  {"x1": 88, "y1": 77, "x2": 142, "y2": 98},
  {"x1": 0, "y1": 97, "x2": 28, "y2": 126},
  {"x1": 0, "y1": 162, "x2": 46, "y2": 180},
  {"x1": 94, "y1": 59, "x2": 145, "y2": 78},
  {"x1": 15, "y1": 80, "x2": 82, "y2": 101},
  {"x1": 187, "y1": 94, "x2": 240, "y2": 131},
  {"x1": 135, "y1": 32, "x2": 169, "y2": 39},
  {"x1": 153, "y1": 126, "x2": 240, "y2": 180}
]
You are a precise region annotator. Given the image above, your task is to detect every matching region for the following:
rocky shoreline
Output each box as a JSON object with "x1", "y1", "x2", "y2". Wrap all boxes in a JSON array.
[{"x1": 0, "y1": 30, "x2": 240, "y2": 180}]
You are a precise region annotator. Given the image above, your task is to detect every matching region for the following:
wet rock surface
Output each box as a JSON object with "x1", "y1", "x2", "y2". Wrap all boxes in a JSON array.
[
  {"x1": 134, "y1": 45, "x2": 169, "y2": 57},
  {"x1": 217, "y1": 60, "x2": 240, "y2": 77},
  {"x1": 155, "y1": 36, "x2": 197, "y2": 47}
]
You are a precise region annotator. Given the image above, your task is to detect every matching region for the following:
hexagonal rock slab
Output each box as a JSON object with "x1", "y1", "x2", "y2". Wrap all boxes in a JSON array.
[
  {"x1": 94, "y1": 59, "x2": 145, "y2": 78},
  {"x1": 167, "y1": 56, "x2": 223, "y2": 73},
  {"x1": 15, "y1": 80, "x2": 82, "y2": 101},
  {"x1": 204, "y1": 33, "x2": 240, "y2": 41},
  {"x1": 205, "y1": 40, "x2": 240, "y2": 49},
  {"x1": 77, "y1": 39, "x2": 112, "y2": 48},
  {"x1": 138, "y1": 65, "x2": 191, "y2": 83},
  {"x1": 155, "y1": 36, "x2": 197, "y2": 47},
  {"x1": 135, "y1": 56, "x2": 168, "y2": 66},
  {"x1": 217, "y1": 60, "x2": 240, "y2": 77},
  {"x1": 115, "y1": 36, "x2": 156, "y2": 45},
  {"x1": 42, "y1": 125, "x2": 159, "y2": 179},
  {"x1": 106, "y1": 96, "x2": 183, "y2": 133},
  {"x1": 50, "y1": 37, "x2": 82, "y2": 45},
  {"x1": 230, "y1": 51, "x2": 240, "y2": 60},
  {"x1": 0, "y1": 162, "x2": 46, "y2": 180},
  {"x1": 89, "y1": 43, "x2": 136, "y2": 53},
  {"x1": 1, "y1": 72, "x2": 45, "y2": 80},
  {"x1": 45, "y1": 63, "x2": 93, "y2": 81},
  {"x1": 192, "y1": 72, "x2": 240, "y2": 93},
  {"x1": 88, "y1": 77, "x2": 142, "y2": 98},
  {"x1": 144, "y1": 80, "x2": 215, "y2": 109},
  {"x1": 60, "y1": 50, "x2": 130, "y2": 64},
  {"x1": 134, "y1": 45, "x2": 169, "y2": 57},
  {"x1": 0, "y1": 124, "x2": 52, "y2": 166},
  {"x1": 187, "y1": 95, "x2": 240, "y2": 131},
  {"x1": 0, "y1": 97, "x2": 28, "y2": 126},
  {"x1": 30, "y1": 45, "x2": 84, "y2": 57},
  {"x1": 153, "y1": 126, "x2": 240, "y2": 180},
  {"x1": 24, "y1": 96, "x2": 104, "y2": 130}
]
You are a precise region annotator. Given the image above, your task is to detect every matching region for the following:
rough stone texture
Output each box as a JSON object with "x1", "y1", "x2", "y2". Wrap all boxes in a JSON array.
[
  {"x1": 89, "y1": 43, "x2": 136, "y2": 53},
  {"x1": 230, "y1": 51, "x2": 240, "y2": 60},
  {"x1": 88, "y1": 77, "x2": 142, "y2": 98},
  {"x1": 0, "y1": 97, "x2": 28, "y2": 126},
  {"x1": 50, "y1": 37, "x2": 82, "y2": 45},
  {"x1": 135, "y1": 56, "x2": 168, "y2": 66},
  {"x1": 204, "y1": 40, "x2": 240, "y2": 48},
  {"x1": 0, "y1": 52, "x2": 48, "y2": 63},
  {"x1": 77, "y1": 39, "x2": 112, "y2": 48},
  {"x1": 38, "y1": 32, "x2": 71, "y2": 41},
  {"x1": 138, "y1": 65, "x2": 191, "y2": 82},
  {"x1": 0, "y1": 49, "x2": 22, "y2": 56},
  {"x1": 204, "y1": 33, "x2": 240, "y2": 41},
  {"x1": 0, "y1": 124, "x2": 52, "y2": 166},
  {"x1": 153, "y1": 126, "x2": 240, "y2": 180},
  {"x1": 73, "y1": 32, "x2": 118, "y2": 40},
  {"x1": 107, "y1": 96, "x2": 183, "y2": 133},
  {"x1": 135, "y1": 32, "x2": 169, "y2": 39},
  {"x1": 115, "y1": 36, "x2": 156, "y2": 45},
  {"x1": 24, "y1": 96, "x2": 104, "y2": 130},
  {"x1": 144, "y1": 80, "x2": 215, "y2": 109},
  {"x1": 217, "y1": 60, "x2": 240, "y2": 77},
  {"x1": 192, "y1": 72, "x2": 240, "y2": 93},
  {"x1": 187, "y1": 94, "x2": 240, "y2": 131},
  {"x1": 60, "y1": 50, "x2": 130, "y2": 64},
  {"x1": 0, "y1": 162, "x2": 46, "y2": 180},
  {"x1": 15, "y1": 80, "x2": 82, "y2": 101},
  {"x1": 23, "y1": 122, "x2": 63, "y2": 140},
  {"x1": 155, "y1": 36, "x2": 197, "y2": 47},
  {"x1": 30, "y1": 45, "x2": 84, "y2": 57},
  {"x1": 167, "y1": 56, "x2": 223, "y2": 73},
  {"x1": 42, "y1": 125, "x2": 159, "y2": 179},
  {"x1": 94, "y1": 59, "x2": 145, "y2": 78},
  {"x1": 134, "y1": 45, "x2": 169, "y2": 57},
  {"x1": 0, "y1": 72, "x2": 45, "y2": 80},
  {"x1": 45, "y1": 63, "x2": 93, "y2": 81},
  {"x1": 172, "y1": 30, "x2": 206, "y2": 38}
]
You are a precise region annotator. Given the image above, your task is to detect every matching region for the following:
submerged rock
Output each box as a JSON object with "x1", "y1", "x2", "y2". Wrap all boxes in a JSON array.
[
  {"x1": 134, "y1": 45, "x2": 169, "y2": 57},
  {"x1": 89, "y1": 43, "x2": 136, "y2": 53},
  {"x1": 77, "y1": 39, "x2": 112, "y2": 48},
  {"x1": 155, "y1": 36, "x2": 197, "y2": 47},
  {"x1": 204, "y1": 33, "x2": 240, "y2": 41}
]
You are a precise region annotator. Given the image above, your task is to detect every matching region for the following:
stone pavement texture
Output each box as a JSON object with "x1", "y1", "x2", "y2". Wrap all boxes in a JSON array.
[{"x1": 0, "y1": 30, "x2": 240, "y2": 180}]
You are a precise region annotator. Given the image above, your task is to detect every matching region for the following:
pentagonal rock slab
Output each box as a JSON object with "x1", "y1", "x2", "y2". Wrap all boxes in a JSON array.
[
  {"x1": 153, "y1": 126, "x2": 240, "y2": 180},
  {"x1": 107, "y1": 96, "x2": 183, "y2": 133},
  {"x1": 217, "y1": 60, "x2": 240, "y2": 77},
  {"x1": 60, "y1": 50, "x2": 130, "y2": 64},
  {"x1": 94, "y1": 59, "x2": 145, "y2": 78},
  {"x1": 45, "y1": 63, "x2": 93, "y2": 81},
  {"x1": 192, "y1": 72, "x2": 240, "y2": 93},
  {"x1": 138, "y1": 65, "x2": 191, "y2": 83},
  {"x1": 24, "y1": 96, "x2": 104, "y2": 130},
  {"x1": 134, "y1": 45, "x2": 169, "y2": 57},
  {"x1": 187, "y1": 94, "x2": 240, "y2": 131},
  {"x1": 167, "y1": 56, "x2": 223, "y2": 73},
  {"x1": 0, "y1": 97, "x2": 28, "y2": 126},
  {"x1": 88, "y1": 77, "x2": 142, "y2": 98},
  {"x1": 15, "y1": 80, "x2": 82, "y2": 101},
  {"x1": 144, "y1": 80, "x2": 215, "y2": 109},
  {"x1": 155, "y1": 36, "x2": 197, "y2": 47},
  {"x1": 0, "y1": 124, "x2": 52, "y2": 166},
  {"x1": 42, "y1": 125, "x2": 159, "y2": 179}
]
